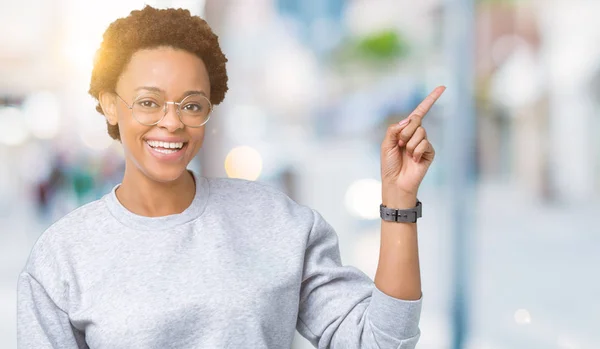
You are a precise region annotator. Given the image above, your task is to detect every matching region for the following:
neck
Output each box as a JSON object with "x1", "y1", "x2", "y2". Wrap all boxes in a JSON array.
[{"x1": 116, "y1": 166, "x2": 196, "y2": 217}]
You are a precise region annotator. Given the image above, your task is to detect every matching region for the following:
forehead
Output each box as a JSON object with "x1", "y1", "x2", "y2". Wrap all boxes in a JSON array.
[{"x1": 117, "y1": 46, "x2": 210, "y2": 97}]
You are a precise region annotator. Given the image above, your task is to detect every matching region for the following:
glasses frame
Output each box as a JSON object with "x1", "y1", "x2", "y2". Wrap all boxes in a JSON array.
[{"x1": 115, "y1": 92, "x2": 213, "y2": 128}]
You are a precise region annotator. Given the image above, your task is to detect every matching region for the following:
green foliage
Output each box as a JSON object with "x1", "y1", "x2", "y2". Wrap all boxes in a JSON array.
[
  {"x1": 355, "y1": 30, "x2": 407, "y2": 60},
  {"x1": 332, "y1": 29, "x2": 410, "y2": 68}
]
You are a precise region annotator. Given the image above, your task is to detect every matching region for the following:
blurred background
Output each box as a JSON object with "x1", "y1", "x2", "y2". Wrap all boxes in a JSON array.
[{"x1": 1, "y1": 0, "x2": 599, "y2": 348}]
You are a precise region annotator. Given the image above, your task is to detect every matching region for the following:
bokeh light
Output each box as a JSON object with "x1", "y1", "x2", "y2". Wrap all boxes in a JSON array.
[
  {"x1": 0, "y1": 107, "x2": 29, "y2": 146},
  {"x1": 224, "y1": 146, "x2": 263, "y2": 181},
  {"x1": 344, "y1": 178, "x2": 382, "y2": 220},
  {"x1": 514, "y1": 309, "x2": 532, "y2": 325},
  {"x1": 22, "y1": 92, "x2": 61, "y2": 139}
]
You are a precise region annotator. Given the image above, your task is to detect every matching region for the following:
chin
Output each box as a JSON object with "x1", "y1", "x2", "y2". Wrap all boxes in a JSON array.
[{"x1": 140, "y1": 162, "x2": 190, "y2": 184}]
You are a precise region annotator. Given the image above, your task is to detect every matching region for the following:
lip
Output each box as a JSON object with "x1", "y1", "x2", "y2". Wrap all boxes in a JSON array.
[
  {"x1": 144, "y1": 140, "x2": 188, "y2": 162},
  {"x1": 144, "y1": 136, "x2": 188, "y2": 143}
]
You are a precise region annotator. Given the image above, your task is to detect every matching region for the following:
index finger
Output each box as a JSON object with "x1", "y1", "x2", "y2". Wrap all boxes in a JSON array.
[{"x1": 410, "y1": 86, "x2": 446, "y2": 120}]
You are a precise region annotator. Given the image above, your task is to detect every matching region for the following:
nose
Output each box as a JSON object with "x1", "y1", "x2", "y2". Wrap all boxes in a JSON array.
[{"x1": 157, "y1": 102, "x2": 184, "y2": 132}]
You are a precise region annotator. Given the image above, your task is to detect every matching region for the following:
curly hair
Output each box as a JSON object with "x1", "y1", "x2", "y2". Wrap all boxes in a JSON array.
[{"x1": 88, "y1": 5, "x2": 228, "y2": 140}]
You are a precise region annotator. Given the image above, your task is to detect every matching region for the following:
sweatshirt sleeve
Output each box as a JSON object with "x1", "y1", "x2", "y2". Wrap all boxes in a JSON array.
[
  {"x1": 17, "y1": 272, "x2": 87, "y2": 349},
  {"x1": 296, "y1": 209, "x2": 422, "y2": 349}
]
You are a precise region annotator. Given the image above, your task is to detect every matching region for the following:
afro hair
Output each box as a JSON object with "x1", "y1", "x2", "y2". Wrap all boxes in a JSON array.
[{"x1": 88, "y1": 5, "x2": 228, "y2": 140}]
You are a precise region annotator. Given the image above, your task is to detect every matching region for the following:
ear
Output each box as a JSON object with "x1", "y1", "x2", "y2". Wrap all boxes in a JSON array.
[{"x1": 98, "y1": 91, "x2": 119, "y2": 126}]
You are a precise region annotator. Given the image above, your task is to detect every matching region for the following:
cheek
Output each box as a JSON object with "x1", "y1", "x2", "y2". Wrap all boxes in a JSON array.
[
  {"x1": 188, "y1": 129, "x2": 206, "y2": 152},
  {"x1": 117, "y1": 113, "x2": 149, "y2": 152}
]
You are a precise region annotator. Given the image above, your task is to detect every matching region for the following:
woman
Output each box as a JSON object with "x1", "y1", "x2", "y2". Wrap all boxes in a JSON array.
[{"x1": 17, "y1": 6, "x2": 444, "y2": 349}]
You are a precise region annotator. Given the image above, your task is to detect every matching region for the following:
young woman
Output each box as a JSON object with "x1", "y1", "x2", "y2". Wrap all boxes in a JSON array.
[{"x1": 17, "y1": 5, "x2": 444, "y2": 349}]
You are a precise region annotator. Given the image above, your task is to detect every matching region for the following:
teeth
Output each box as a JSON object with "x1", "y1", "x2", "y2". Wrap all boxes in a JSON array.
[
  {"x1": 153, "y1": 148, "x2": 178, "y2": 154},
  {"x1": 146, "y1": 140, "x2": 184, "y2": 149}
]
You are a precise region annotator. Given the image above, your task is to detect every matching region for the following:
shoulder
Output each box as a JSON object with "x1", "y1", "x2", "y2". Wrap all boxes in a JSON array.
[
  {"x1": 207, "y1": 176, "x2": 283, "y2": 195},
  {"x1": 207, "y1": 177, "x2": 292, "y2": 204},
  {"x1": 20, "y1": 198, "x2": 109, "y2": 308},
  {"x1": 206, "y1": 177, "x2": 315, "y2": 222},
  {"x1": 24, "y1": 198, "x2": 107, "y2": 274}
]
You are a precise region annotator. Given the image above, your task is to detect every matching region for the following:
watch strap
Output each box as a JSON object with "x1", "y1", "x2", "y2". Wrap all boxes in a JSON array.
[{"x1": 380, "y1": 200, "x2": 422, "y2": 223}]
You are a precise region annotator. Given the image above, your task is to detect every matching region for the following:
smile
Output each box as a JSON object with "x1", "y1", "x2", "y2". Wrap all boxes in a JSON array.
[
  {"x1": 146, "y1": 140, "x2": 184, "y2": 153},
  {"x1": 144, "y1": 140, "x2": 188, "y2": 160}
]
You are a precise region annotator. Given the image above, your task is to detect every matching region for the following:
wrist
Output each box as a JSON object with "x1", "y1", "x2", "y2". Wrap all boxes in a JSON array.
[{"x1": 382, "y1": 191, "x2": 418, "y2": 209}]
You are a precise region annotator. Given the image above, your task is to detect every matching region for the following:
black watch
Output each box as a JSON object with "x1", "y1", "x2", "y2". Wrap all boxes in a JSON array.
[{"x1": 380, "y1": 200, "x2": 422, "y2": 223}]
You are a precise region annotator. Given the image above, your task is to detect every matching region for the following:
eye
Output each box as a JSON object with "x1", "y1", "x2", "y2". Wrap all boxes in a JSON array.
[
  {"x1": 182, "y1": 103, "x2": 202, "y2": 112},
  {"x1": 136, "y1": 100, "x2": 160, "y2": 109}
]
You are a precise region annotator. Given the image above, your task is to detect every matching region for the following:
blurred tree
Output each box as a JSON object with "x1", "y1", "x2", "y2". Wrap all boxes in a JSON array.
[
  {"x1": 355, "y1": 30, "x2": 407, "y2": 61},
  {"x1": 332, "y1": 29, "x2": 410, "y2": 69}
]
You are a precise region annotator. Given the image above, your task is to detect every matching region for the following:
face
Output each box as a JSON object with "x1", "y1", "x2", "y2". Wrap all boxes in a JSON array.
[{"x1": 100, "y1": 46, "x2": 211, "y2": 183}]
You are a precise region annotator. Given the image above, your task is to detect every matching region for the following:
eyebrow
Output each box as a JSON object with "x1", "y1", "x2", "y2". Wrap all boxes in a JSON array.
[{"x1": 134, "y1": 86, "x2": 207, "y2": 98}]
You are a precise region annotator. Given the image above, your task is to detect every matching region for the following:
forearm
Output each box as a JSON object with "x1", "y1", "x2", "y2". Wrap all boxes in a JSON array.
[
  {"x1": 375, "y1": 85, "x2": 444, "y2": 301},
  {"x1": 374, "y1": 193, "x2": 422, "y2": 301}
]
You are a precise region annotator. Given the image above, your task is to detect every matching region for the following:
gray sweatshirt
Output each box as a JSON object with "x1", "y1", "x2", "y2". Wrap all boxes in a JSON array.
[{"x1": 17, "y1": 171, "x2": 422, "y2": 349}]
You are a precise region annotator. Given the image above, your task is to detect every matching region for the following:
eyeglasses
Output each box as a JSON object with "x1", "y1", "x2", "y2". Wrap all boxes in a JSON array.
[{"x1": 115, "y1": 92, "x2": 213, "y2": 128}]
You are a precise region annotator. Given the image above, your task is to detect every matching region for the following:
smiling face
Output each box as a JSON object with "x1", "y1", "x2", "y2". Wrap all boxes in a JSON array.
[{"x1": 100, "y1": 46, "x2": 211, "y2": 183}]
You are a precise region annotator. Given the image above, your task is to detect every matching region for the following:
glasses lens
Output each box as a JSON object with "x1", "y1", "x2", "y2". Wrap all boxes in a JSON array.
[
  {"x1": 179, "y1": 94, "x2": 211, "y2": 127},
  {"x1": 132, "y1": 93, "x2": 165, "y2": 125}
]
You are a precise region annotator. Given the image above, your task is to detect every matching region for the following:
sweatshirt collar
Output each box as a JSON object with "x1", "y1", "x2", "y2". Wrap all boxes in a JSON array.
[{"x1": 103, "y1": 170, "x2": 209, "y2": 230}]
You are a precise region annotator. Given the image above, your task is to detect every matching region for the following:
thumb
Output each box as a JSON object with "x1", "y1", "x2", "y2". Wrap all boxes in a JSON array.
[{"x1": 381, "y1": 120, "x2": 409, "y2": 152}]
